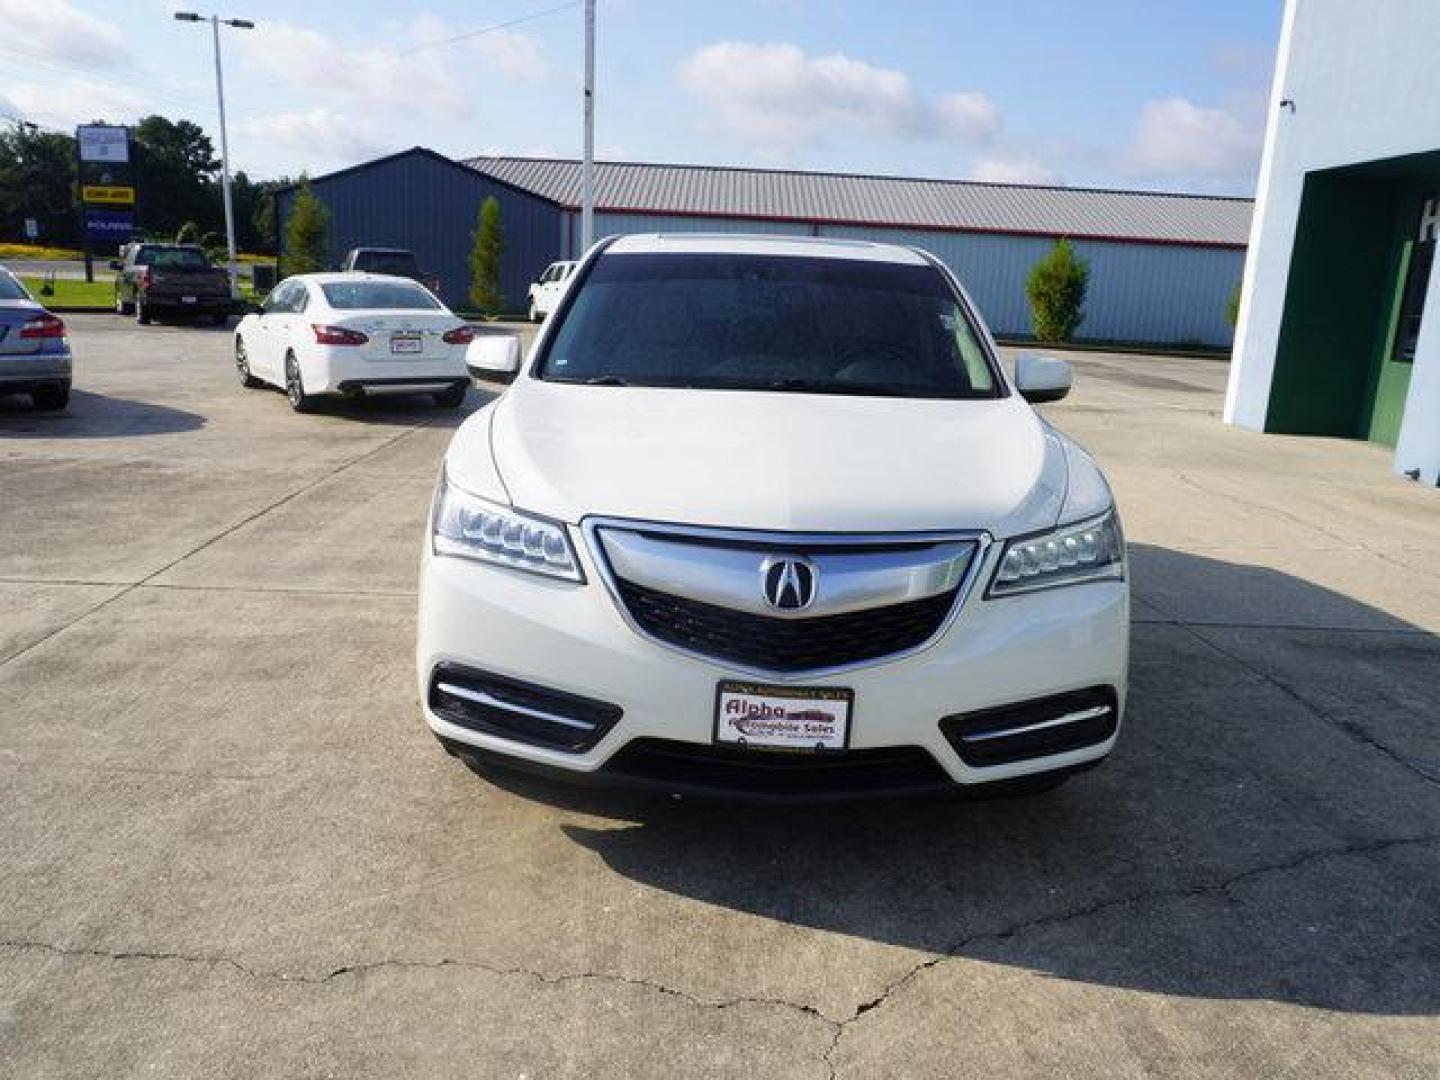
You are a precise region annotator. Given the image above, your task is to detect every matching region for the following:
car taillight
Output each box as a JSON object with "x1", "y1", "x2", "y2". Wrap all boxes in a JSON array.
[
  {"x1": 20, "y1": 314, "x2": 66, "y2": 339},
  {"x1": 311, "y1": 324, "x2": 369, "y2": 346},
  {"x1": 442, "y1": 325, "x2": 475, "y2": 345}
]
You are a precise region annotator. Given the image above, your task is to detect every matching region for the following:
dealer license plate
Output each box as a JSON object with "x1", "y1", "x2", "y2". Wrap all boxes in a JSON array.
[
  {"x1": 391, "y1": 332, "x2": 423, "y2": 354},
  {"x1": 714, "y1": 681, "x2": 853, "y2": 752},
  {"x1": 180, "y1": 295, "x2": 197, "y2": 304}
]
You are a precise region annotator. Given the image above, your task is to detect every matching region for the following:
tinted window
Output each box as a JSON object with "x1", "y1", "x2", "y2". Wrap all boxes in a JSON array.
[
  {"x1": 352, "y1": 252, "x2": 416, "y2": 276},
  {"x1": 321, "y1": 281, "x2": 440, "y2": 310},
  {"x1": 0, "y1": 271, "x2": 30, "y2": 301},
  {"x1": 538, "y1": 252, "x2": 1001, "y2": 399},
  {"x1": 138, "y1": 246, "x2": 210, "y2": 269}
]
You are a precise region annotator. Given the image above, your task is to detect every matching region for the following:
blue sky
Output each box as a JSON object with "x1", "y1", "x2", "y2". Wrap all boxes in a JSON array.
[{"x1": 0, "y1": 0, "x2": 1281, "y2": 194}]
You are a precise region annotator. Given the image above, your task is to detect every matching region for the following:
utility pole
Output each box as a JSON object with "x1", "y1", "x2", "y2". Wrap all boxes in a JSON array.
[
  {"x1": 175, "y1": 11, "x2": 254, "y2": 299},
  {"x1": 580, "y1": 0, "x2": 596, "y2": 254}
]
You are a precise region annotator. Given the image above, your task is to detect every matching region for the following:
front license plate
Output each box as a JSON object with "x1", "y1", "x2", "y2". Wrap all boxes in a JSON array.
[
  {"x1": 714, "y1": 681, "x2": 853, "y2": 752},
  {"x1": 180, "y1": 295, "x2": 197, "y2": 304},
  {"x1": 391, "y1": 332, "x2": 423, "y2": 354}
]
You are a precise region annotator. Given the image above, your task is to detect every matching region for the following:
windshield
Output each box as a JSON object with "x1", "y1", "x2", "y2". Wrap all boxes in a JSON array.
[
  {"x1": 536, "y1": 252, "x2": 1001, "y2": 398},
  {"x1": 139, "y1": 247, "x2": 210, "y2": 269},
  {"x1": 0, "y1": 271, "x2": 30, "y2": 301},
  {"x1": 321, "y1": 280, "x2": 440, "y2": 310},
  {"x1": 353, "y1": 252, "x2": 416, "y2": 275}
]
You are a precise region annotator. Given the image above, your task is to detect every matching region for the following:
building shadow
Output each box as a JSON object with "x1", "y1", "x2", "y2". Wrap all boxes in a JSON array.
[
  {"x1": 0, "y1": 389, "x2": 206, "y2": 437},
  {"x1": 469, "y1": 545, "x2": 1439, "y2": 1016}
]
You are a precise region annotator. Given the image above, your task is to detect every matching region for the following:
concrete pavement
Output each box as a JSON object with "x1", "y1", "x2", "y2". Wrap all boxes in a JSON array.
[{"x1": 0, "y1": 316, "x2": 1436, "y2": 1077}]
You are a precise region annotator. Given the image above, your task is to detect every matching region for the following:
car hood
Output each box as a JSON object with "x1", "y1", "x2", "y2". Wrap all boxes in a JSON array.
[{"x1": 468, "y1": 381, "x2": 1070, "y2": 537}]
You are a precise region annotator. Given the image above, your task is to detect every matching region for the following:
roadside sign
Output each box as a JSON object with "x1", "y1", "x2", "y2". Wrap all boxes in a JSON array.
[
  {"x1": 24, "y1": 218, "x2": 38, "y2": 240},
  {"x1": 77, "y1": 125, "x2": 130, "y2": 164},
  {"x1": 83, "y1": 209, "x2": 136, "y2": 242},
  {"x1": 82, "y1": 185, "x2": 136, "y2": 206}
]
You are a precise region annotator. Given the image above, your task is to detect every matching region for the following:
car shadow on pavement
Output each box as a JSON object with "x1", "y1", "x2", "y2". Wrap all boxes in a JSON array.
[
  {"x1": 0, "y1": 389, "x2": 205, "y2": 436},
  {"x1": 478, "y1": 545, "x2": 1439, "y2": 1016},
  {"x1": 277, "y1": 387, "x2": 498, "y2": 429}
]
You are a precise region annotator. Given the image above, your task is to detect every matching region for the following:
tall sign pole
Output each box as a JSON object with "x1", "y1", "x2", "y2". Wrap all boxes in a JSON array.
[{"x1": 580, "y1": 0, "x2": 596, "y2": 254}]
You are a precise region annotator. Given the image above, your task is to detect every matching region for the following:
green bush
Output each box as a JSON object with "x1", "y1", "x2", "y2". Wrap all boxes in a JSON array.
[
  {"x1": 283, "y1": 179, "x2": 329, "y2": 276},
  {"x1": 468, "y1": 196, "x2": 506, "y2": 318},
  {"x1": 174, "y1": 220, "x2": 199, "y2": 244},
  {"x1": 1025, "y1": 238, "x2": 1089, "y2": 343}
]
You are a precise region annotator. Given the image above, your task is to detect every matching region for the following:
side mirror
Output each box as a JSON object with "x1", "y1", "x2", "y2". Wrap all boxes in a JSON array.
[
  {"x1": 466, "y1": 333, "x2": 521, "y2": 385},
  {"x1": 1014, "y1": 354, "x2": 1072, "y2": 404},
  {"x1": 108, "y1": 259, "x2": 121, "y2": 271}
]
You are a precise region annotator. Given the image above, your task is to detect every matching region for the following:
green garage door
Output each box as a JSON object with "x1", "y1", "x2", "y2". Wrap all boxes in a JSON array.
[{"x1": 1367, "y1": 204, "x2": 1434, "y2": 445}]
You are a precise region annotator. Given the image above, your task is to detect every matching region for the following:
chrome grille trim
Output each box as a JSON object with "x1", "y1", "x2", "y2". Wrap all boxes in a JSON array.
[{"x1": 582, "y1": 516, "x2": 992, "y2": 680}]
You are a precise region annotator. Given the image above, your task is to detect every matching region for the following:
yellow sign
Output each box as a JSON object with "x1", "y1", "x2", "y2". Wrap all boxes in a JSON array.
[{"x1": 82, "y1": 185, "x2": 135, "y2": 206}]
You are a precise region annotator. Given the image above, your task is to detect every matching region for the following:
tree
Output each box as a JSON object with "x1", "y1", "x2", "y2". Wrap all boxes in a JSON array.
[
  {"x1": 133, "y1": 115, "x2": 220, "y2": 237},
  {"x1": 0, "y1": 122, "x2": 78, "y2": 246},
  {"x1": 283, "y1": 180, "x2": 329, "y2": 275},
  {"x1": 468, "y1": 196, "x2": 505, "y2": 318},
  {"x1": 1025, "y1": 238, "x2": 1089, "y2": 343},
  {"x1": 175, "y1": 220, "x2": 199, "y2": 243},
  {"x1": 1225, "y1": 279, "x2": 1242, "y2": 328},
  {"x1": 250, "y1": 177, "x2": 290, "y2": 256}
]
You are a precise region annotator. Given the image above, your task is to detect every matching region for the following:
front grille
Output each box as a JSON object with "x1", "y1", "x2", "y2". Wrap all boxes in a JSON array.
[
  {"x1": 613, "y1": 577, "x2": 958, "y2": 672},
  {"x1": 940, "y1": 686, "x2": 1118, "y2": 767},
  {"x1": 428, "y1": 663, "x2": 622, "y2": 752},
  {"x1": 602, "y1": 738, "x2": 953, "y2": 801}
]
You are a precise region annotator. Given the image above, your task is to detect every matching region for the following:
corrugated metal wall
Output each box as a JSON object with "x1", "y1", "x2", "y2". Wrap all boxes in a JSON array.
[
  {"x1": 277, "y1": 152, "x2": 564, "y2": 314},
  {"x1": 567, "y1": 212, "x2": 1243, "y2": 346}
]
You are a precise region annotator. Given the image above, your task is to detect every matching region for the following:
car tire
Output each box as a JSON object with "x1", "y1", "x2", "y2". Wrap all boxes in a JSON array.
[
  {"x1": 115, "y1": 293, "x2": 133, "y2": 317},
  {"x1": 135, "y1": 298, "x2": 150, "y2": 325},
  {"x1": 235, "y1": 337, "x2": 262, "y2": 389},
  {"x1": 212, "y1": 311, "x2": 229, "y2": 328},
  {"x1": 32, "y1": 381, "x2": 70, "y2": 412},
  {"x1": 432, "y1": 383, "x2": 467, "y2": 409},
  {"x1": 285, "y1": 352, "x2": 314, "y2": 413}
]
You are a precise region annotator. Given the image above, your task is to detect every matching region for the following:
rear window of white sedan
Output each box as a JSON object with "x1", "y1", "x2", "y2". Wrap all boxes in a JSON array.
[{"x1": 321, "y1": 281, "x2": 440, "y2": 310}]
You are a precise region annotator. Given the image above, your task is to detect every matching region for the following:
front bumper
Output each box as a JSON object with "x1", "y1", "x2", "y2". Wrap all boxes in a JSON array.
[{"x1": 417, "y1": 525, "x2": 1129, "y2": 799}]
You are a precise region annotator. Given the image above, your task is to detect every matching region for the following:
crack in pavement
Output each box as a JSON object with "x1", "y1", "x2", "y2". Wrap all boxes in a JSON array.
[
  {"x1": 818, "y1": 832, "x2": 1439, "y2": 1078},
  {"x1": 4, "y1": 833, "x2": 1434, "y2": 1080}
]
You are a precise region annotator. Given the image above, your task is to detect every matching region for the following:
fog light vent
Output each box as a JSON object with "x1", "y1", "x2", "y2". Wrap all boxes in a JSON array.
[
  {"x1": 940, "y1": 687, "x2": 1118, "y2": 767},
  {"x1": 428, "y1": 663, "x2": 621, "y2": 753}
]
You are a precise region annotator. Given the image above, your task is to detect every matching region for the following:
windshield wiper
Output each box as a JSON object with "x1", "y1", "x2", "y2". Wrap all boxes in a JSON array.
[
  {"x1": 761, "y1": 378, "x2": 910, "y2": 397},
  {"x1": 582, "y1": 375, "x2": 631, "y2": 386}
]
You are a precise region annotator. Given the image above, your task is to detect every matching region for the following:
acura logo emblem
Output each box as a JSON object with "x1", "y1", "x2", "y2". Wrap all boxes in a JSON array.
[{"x1": 761, "y1": 557, "x2": 818, "y2": 611}]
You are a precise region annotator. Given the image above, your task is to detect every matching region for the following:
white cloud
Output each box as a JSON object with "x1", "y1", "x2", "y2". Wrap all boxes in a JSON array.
[
  {"x1": 968, "y1": 155, "x2": 1061, "y2": 186},
  {"x1": 0, "y1": 0, "x2": 127, "y2": 68},
  {"x1": 4, "y1": 78, "x2": 146, "y2": 130},
  {"x1": 1125, "y1": 96, "x2": 1261, "y2": 179},
  {"x1": 676, "y1": 41, "x2": 999, "y2": 156},
  {"x1": 473, "y1": 28, "x2": 546, "y2": 83},
  {"x1": 238, "y1": 19, "x2": 472, "y2": 125},
  {"x1": 232, "y1": 108, "x2": 389, "y2": 173}
]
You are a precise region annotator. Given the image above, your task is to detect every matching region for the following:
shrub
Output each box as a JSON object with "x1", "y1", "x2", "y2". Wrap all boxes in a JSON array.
[
  {"x1": 174, "y1": 221, "x2": 199, "y2": 244},
  {"x1": 1225, "y1": 280, "x2": 1242, "y2": 327},
  {"x1": 468, "y1": 196, "x2": 506, "y2": 318},
  {"x1": 1025, "y1": 238, "x2": 1089, "y2": 343}
]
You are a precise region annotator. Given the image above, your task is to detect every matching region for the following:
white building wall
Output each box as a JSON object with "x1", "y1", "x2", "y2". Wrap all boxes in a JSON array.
[{"x1": 1225, "y1": 0, "x2": 1440, "y2": 481}]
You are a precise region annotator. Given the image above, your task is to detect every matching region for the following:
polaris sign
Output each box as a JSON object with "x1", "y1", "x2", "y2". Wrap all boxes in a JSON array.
[{"x1": 84, "y1": 209, "x2": 136, "y2": 242}]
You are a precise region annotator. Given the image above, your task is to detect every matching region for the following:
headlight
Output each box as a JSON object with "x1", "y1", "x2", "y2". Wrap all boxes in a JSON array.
[
  {"x1": 988, "y1": 509, "x2": 1124, "y2": 597},
  {"x1": 431, "y1": 474, "x2": 583, "y2": 582}
]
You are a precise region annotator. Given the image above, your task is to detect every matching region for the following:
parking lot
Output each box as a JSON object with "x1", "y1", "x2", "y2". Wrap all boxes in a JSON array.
[{"x1": 1, "y1": 314, "x2": 1437, "y2": 1077}]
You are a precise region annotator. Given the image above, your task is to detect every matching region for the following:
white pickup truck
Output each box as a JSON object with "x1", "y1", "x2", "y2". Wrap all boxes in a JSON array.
[{"x1": 526, "y1": 260, "x2": 576, "y2": 322}]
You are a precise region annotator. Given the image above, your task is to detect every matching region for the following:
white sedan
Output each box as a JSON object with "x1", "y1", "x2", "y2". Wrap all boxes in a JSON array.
[{"x1": 235, "y1": 273, "x2": 474, "y2": 411}]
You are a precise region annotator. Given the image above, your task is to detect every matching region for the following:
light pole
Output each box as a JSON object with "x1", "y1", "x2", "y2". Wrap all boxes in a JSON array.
[
  {"x1": 175, "y1": 11, "x2": 253, "y2": 299},
  {"x1": 580, "y1": 0, "x2": 595, "y2": 254}
]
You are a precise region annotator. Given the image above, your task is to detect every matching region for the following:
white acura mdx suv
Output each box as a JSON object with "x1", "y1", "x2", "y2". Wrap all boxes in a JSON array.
[{"x1": 417, "y1": 235, "x2": 1128, "y2": 801}]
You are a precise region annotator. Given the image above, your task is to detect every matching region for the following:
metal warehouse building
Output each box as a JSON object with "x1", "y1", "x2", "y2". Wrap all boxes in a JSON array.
[{"x1": 279, "y1": 147, "x2": 1252, "y2": 347}]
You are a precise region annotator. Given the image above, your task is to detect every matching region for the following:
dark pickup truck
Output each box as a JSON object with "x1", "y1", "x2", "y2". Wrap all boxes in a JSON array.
[
  {"x1": 341, "y1": 247, "x2": 441, "y2": 296},
  {"x1": 113, "y1": 243, "x2": 233, "y2": 326}
]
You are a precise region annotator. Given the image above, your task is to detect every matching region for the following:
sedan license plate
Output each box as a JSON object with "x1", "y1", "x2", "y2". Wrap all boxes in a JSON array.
[
  {"x1": 714, "y1": 681, "x2": 853, "y2": 752},
  {"x1": 390, "y1": 332, "x2": 423, "y2": 355},
  {"x1": 180, "y1": 295, "x2": 197, "y2": 304}
]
